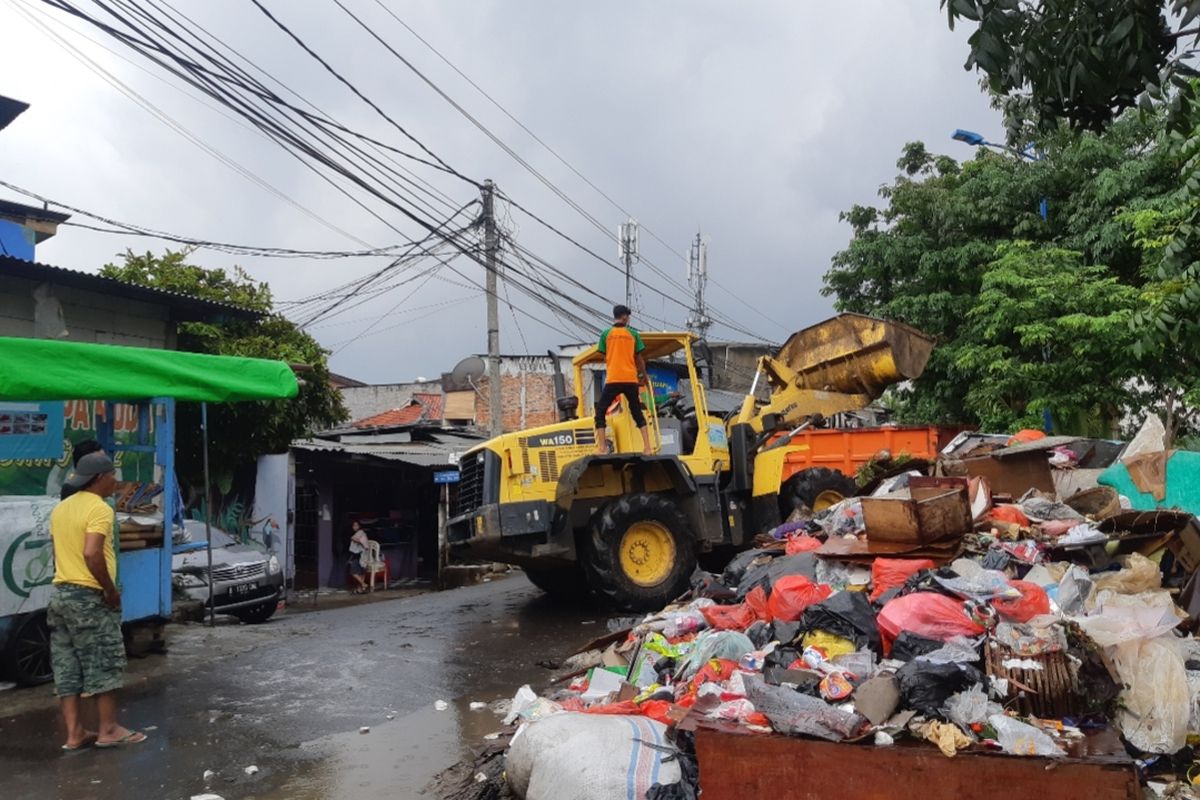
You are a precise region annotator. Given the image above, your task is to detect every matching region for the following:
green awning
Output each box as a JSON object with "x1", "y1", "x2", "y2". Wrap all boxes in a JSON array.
[{"x1": 0, "y1": 337, "x2": 299, "y2": 402}]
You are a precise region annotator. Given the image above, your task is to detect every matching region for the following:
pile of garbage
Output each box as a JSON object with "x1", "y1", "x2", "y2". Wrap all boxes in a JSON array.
[{"x1": 494, "y1": 424, "x2": 1200, "y2": 800}]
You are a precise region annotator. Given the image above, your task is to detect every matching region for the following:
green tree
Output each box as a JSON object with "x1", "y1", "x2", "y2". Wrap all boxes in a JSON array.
[
  {"x1": 823, "y1": 111, "x2": 1178, "y2": 432},
  {"x1": 941, "y1": 1, "x2": 1200, "y2": 442},
  {"x1": 955, "y1": 243, "x2": 1138, "y2": 434},
  {"x1": 100, "y1": 248, "x2": 347, "y2": 491}
]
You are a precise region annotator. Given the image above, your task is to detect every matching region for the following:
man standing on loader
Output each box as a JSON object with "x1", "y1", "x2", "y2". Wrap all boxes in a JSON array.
[{"x1": 595, "y1": 304, "x2": 653, "y2": 455}]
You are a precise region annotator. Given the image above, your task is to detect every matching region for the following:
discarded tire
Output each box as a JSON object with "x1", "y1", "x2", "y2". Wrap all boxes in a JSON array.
[
  {"x1": 781, "y1": 467, "x2": 858, "y2": 516},
  {"x1": 583, "y1": 493, "x2": 696, "y2": 611}
]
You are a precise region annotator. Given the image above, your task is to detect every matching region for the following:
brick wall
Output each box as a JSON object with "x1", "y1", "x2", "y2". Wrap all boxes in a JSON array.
[{"x1": 473, "y1": 373, "x2": 561, "y2": 432}]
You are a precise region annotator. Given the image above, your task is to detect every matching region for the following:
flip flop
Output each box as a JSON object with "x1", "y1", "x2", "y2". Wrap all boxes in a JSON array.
[
  {"x1": 95, "y1": 731, "x2": 147, "y2": 749},
  {"x1": 62, "y1": 735, "x2": 97, "y2": 752}
]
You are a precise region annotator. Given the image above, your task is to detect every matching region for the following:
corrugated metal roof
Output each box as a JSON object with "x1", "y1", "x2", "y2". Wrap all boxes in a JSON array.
[
  {"x1": 0, "y1": 254, "x2": 262, "y2": 321},
  {"x1": 293, "y1": 430, "x2": 483, "y2": 468}
]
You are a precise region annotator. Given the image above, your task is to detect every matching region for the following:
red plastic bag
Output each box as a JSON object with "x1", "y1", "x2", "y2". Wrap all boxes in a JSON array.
[
  {"x1": 869, "y1": 558, "x2": 935, "y2": 602},
  {"x1": 745, "y1": 585, "x2": 771, "y2": 621},
  {"x1": 990, "y1": 504, "x2": 1031, "y2": 527},
  {"x1": 701, "y1": 602, "x2": 756, "y2": 631},
  {"x1": 767, "y1": 575, "x2": 833, "y2": 622},
  {"x1": 785, "y1": 534, "x2": 822, "y2": 555},
  {"x1": 992, "y1": 580, "x2": 1050, "y2": 622},
  {"x1": 876, "y1": 592, "x2": 986, "y2": 655}
]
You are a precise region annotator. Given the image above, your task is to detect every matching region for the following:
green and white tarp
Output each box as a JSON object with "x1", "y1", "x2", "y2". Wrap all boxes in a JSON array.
[{"x1": 0, "y1": 336, "x2": 298, "y2": 402}]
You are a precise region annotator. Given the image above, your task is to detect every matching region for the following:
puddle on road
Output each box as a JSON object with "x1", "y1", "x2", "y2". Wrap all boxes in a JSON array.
[{"x1": 258, "y1": 697, "x2": 507, "y2": 798}]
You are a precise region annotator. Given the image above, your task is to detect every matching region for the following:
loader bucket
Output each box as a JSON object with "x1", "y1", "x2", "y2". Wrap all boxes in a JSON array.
[{"x1": 775, "y1": 313, "x2": 935, "y2": 400}]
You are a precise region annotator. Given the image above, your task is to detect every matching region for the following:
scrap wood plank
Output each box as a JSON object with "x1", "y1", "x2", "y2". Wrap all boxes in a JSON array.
[{"x1": 694, "y1": 729, "x2": 1141, "y2": 800}]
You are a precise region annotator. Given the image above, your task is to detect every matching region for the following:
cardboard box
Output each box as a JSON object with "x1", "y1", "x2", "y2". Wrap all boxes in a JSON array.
[{"x1": 861, "y1": 486, "x2": 971, "y2": 544}]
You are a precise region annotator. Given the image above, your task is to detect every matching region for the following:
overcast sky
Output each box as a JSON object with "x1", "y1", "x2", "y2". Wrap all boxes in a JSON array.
[{"x1": 1, "y1": 1, "x2": 996, "y2": 384}]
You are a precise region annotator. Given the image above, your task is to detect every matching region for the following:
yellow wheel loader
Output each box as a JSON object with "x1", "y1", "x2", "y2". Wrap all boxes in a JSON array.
[{"x1": 447, "y1": 313, "x2": 934, "y2": 610}]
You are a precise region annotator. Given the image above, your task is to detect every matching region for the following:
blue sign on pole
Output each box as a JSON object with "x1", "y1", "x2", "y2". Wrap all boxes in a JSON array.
[{"x1": 433, "y1": 470, "x2": 460, "y2": 484}]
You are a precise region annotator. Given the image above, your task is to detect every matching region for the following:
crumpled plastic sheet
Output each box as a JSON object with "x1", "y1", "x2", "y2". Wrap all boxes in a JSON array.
[
  {"x1": 743, "y1": 675, "x2": 867, "y2": 741},
  {"x1": 992, "y1": 620, "x2": 1067, "y2": 656},
  {"x1": 813, "y1": 497, "x2": 866, "y2": 537},
  {"x1": 1093, "y1": 553, "x2": 1162, "y2": 595},
  {"x1": 935, "y1": 570, "x2": 1021, "y2": 601},
  {"x1": 1110, "y1": 636, "x2": 1190, "y2": 754},
  {"x1": 943, "y1": 683, "x2": 1001, "y2": 729},
  {"x1": 503, "y1": 684, "x2": 564, "y2": 725},
  {"x1": 1019, "y1": 496, "x2": 1084, "y2": 523},
  {"x1": 1056, "y1": 565, "x2": 1094, "y2": 616},
  {"x1": 1058, "y1": 524, "x2": 1108, "y2": 547},
  {"x1": 988, "y1": 714, "x2": 1064, "y2": 757},
  {"x1": 815, "y1": 558, "x2": 871, "y2": 589},
  {"x1": 916, "y1": 635, "x2": 982, "y2": 665},
  {"x1": 674, "y1": 630, "x2": 755, "y2": 680}
]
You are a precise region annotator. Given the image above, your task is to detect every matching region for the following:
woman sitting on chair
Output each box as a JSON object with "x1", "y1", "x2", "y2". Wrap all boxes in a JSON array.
[{"x1": 347, "y1": 521, "x2": 370, "y2": 594}]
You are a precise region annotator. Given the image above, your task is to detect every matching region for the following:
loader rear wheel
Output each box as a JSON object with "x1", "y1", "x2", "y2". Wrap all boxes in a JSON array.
[
  {"x1": 780, "y1": 467, "x2": 859, "y2": 518},
  {"x1": 583, "y1": 493, "x2": 696, "y2": 612},
  {"x1": 524, "y1": 565, "x2": 590, "y2": 601}
]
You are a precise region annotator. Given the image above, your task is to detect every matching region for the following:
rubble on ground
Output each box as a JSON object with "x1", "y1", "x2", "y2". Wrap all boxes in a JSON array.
[{"x1": 479, "y1": 421, "x2": 1200, "y2": 799}]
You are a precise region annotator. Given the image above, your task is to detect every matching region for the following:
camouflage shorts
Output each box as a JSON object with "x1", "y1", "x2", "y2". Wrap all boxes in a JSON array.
[{"x1": 46, "y1": 584, "x2": 126, "y2": 698}]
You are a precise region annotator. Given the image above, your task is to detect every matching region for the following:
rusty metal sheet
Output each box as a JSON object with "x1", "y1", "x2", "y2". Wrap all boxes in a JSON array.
[{"x1": 695, "y1": 728, "x2": 1141, "y2": 800}]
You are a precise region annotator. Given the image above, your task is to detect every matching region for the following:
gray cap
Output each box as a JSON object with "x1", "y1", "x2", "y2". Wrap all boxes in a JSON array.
[{"x1": 64, "y1": 451, "x2": 115, "y2": 489}]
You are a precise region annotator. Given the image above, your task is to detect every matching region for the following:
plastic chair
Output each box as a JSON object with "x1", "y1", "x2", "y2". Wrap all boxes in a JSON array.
[{"x1": 363, "y1": 540, "x2": 389, "y2": 592}]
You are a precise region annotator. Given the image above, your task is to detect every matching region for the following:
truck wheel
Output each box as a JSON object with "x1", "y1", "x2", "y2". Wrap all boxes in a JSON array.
[
  {"x1": 584, "y1": 493, "x2": 696, "y2": 612},
  {"x1": 2, "y1": 612, "x2": 53, "y2": 686},
  {"x1": 781, "y1": 467, "x2": 858, "y2": 517},
  {"x1": 234, "y1": 600, "x2": 278, "y2": 625},
  {"x1": 524, "y1": 566, "x2": 591, "y2": 600}
]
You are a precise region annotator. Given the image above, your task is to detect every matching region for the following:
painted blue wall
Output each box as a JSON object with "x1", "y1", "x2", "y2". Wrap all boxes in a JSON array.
[{"x1": 0, "y1": 219, "x2": 34, "y2": 260}]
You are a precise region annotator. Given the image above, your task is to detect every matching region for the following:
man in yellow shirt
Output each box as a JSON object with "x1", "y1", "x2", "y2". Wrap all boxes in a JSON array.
[{"x1": 48, "y1": 451, "x2": 146, "y2": 750}]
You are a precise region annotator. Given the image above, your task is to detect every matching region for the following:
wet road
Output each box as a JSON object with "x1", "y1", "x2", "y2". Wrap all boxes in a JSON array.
[{"x1": 0, "y1": 575, "x2": 615, "y2": 800}]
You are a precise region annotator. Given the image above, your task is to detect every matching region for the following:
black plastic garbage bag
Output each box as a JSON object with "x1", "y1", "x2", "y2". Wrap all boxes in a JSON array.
[
  {"x1": 745, "y1": 620, "x2": 773, "y2": 649},
  {"x1": 690, "y1": 568, "x2": 736, "y2": 601},
  {"x1": 895, "y1": 659, "x2": 984, "y2": 718},
  {"x1": 798, "y1": 590, "x2": 881, "y2": 654},
  {"x1": 646, "y1": 731, "x2": 698, "y2": 800},
  {"x1": 771, "y1": 620, "x2": 801, "y2": 645},
  {"x1": 890, "y1": 631, "x2": 947, "y2": 662},
  {"x1": 723, "y1": 549, "x2": 771, "y2": 587}
]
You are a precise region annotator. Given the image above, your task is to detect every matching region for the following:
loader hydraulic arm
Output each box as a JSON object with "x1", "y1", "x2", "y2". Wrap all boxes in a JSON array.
[{"x1": 733, "y1": 354, "x2": 872, "y2": 438}]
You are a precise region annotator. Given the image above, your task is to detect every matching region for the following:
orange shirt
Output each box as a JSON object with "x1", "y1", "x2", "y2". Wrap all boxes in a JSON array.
[{"x1": 598, "y1": 325, "x2": 645, "y2": 383}]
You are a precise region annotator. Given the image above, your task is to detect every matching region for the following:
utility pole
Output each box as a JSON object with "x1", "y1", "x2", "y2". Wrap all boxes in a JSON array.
[
  {"x1": 618, "y1": 217, "x2": 639, "y2": 308},
  {"x1": 686, "y1": 231, "x2": 710, "y2": 340},
  {"x1": 482, "y1": 179, "x2": 503, "y2": 437}
]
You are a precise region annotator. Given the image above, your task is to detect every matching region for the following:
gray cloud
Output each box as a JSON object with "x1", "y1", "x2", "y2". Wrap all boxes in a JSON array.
[{"x1": 1, "y1": 0, "x2": 996, "y2": 384}]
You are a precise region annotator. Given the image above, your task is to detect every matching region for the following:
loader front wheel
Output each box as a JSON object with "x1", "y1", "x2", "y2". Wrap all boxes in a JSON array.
[
  {"x1": 584, "y1": 493, "x2": 696, "y2": 612},
  {"x1": 780, "y1": 467, "x2": 859, "y2": 518}
]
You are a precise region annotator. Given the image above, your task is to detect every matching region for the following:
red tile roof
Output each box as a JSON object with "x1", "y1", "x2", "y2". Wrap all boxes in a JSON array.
[
  {"x1": 351, "y1": 393, "x2": 444, "y2": 428},
  {"x1": 412, "y1": 392, "x2": 444, "y2": 421}
]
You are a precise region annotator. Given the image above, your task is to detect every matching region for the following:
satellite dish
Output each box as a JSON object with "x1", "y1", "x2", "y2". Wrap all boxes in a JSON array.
[{"x1": 449, "y1": 356, "x2": 486, "y2": 388}]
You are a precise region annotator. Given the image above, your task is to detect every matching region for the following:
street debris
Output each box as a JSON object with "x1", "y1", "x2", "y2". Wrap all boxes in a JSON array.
[
  {"x1": 435, "y1": 700, "x2": 450, "y2": 711},
  {"x1": 359, "y1": 726, "x2": 370, "y2": 734},
  {"x1": 202, "y1": 770, "x2": 215, "y2": 782},
  {"x1": 469, "y1": 701, "x2": 488, "y2": 711},
  {"x1": 477, "y1": 419, "x2": 1200, "y2": 798},
  {"x1": 243, "y1": 766, "x2": 259, "y2": 776}
]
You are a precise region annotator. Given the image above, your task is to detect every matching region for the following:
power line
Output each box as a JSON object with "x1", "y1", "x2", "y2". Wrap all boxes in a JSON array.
[{"x1": 364, "y1": 3, "x2": 792, "y2": 339}]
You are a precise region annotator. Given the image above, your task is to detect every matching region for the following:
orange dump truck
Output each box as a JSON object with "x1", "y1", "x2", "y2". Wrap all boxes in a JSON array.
[{"x1": 774, "y1": 425, "x2": 965, "y2": 515}]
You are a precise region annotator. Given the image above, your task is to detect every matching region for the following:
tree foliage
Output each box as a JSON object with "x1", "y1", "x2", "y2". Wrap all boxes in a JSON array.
[
  {"x1": 823, "y1": 111, "x2": 1183, "y2": 434},
  {"x1": 100, "y1": 248, "x2": 347, "y2": 489},
  {"x1": 941, "y1": 0, "x2": 1200, "y2": 442}
]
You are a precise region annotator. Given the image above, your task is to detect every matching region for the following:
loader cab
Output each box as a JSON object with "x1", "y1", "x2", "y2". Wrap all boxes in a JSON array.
[{"x1": 571, "y1": 332, "x2": 730, "y2": 471}]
